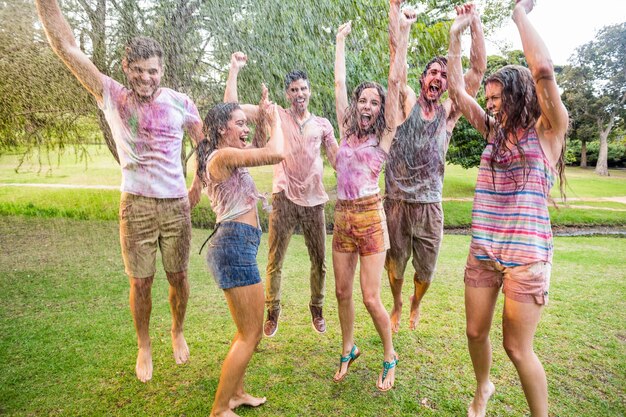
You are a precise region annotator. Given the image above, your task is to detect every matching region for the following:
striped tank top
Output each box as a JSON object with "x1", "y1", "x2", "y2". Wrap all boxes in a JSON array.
[{"x1": 470, "y1": 128, "x2": 556, "y2": 267}]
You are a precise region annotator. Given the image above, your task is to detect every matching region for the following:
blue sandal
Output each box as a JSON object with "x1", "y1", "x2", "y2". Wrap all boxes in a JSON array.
[
  {"x1": 333, "y1": 345, "x2": 361, "y2": 382},
  {"x1": 378, "y1": 354, "x2": 398, "y2": 391}
]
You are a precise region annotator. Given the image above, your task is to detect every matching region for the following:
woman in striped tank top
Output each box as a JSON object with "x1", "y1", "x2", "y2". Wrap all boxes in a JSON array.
[{"x1": 448, "y1": 1, "x2": 568, "y2": 416}]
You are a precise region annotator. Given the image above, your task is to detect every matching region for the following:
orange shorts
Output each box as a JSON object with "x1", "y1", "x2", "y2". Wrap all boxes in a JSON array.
[
  {"x1": 332, "y1": 194, "x2": 390, "y2": 256},
  {"x1": 464, "y1": 254, "x2": 551, "y2": 305}
]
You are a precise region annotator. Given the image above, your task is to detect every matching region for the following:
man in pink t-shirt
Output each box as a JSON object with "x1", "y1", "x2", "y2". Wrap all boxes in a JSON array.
[
  {"x1": 224, "y1": 53, "x2": 339, "y2": 337},
  {"x1": 36, "y1": 0, "x2": 203, "y2": 383}
]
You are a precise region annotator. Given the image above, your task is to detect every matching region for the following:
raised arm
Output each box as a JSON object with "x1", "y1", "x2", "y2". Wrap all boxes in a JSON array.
[
  {"x1": 389, "y1": 0, "x2": 416, "y2": 122},
  {"x1": 334, "y1": 21, "x2": 352, "y2": 139},
  {"x1": 380, "y1": 7, "x2": 417, "y2": 152},
  {"x1": 512, "y1": 0, "x2": 568, "y2": 162},
  {"x1": 448, "y1": 5, "x2": 489, "y2": 137},
  {"x1": 446, "y1": 3, "x2": 487, "y2": 129},
  {"x1": 35, "y1": 0, "x2": 103, "y2": 101},
  {"x1": 223, "y1": 52, "x2": 260, "y2": 121},
  {"x1": 209, "y1": 103, "x2": 285, "y2": 182}
]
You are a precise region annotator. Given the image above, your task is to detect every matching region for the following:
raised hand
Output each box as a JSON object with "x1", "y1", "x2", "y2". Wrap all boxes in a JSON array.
[
  {"x1": 515, "y1": 0, "x2": 535, "y2": 14},
  {"x1": 230, "y1": 51, "x2": 247, "y2": 70},
  {"x1": 337, "y1": 21, "x2": 352, "y2": 41},
  {"x1": 400, "y1": 6, "x2": 418, "y2": 29},
  {"x1": 450, "y1": 3, "x2": 475, "y2": 36}
]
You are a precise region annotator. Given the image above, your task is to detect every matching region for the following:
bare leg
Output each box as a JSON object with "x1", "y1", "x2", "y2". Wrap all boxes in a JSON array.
[
  {"x1": 210, "y1": 283, "x2": 265, "y2": 417},
  {"x1": 166, "y1": 270, "x2": 189, "y2": 364},
  {"x1": 387, "y1": 272, "x2": 404, "y2": 334},
  {"x1": 503, "y1": 298, "x2": 547, "y2": 417},
  {"x1": 129, "y1": 275, "x2": 154, "y2": 383},
  {"x1": 409, "y1": 279, "x2": 431, "y2": 330},
  {"x1": 333, "y1": 251, "x2": 358, "y2": 381},
  {"x1": 360, "y1": 252, "x2": 396, "y2": 391},
  {"x1": 466, "y1": 285, "x2": 499, "y2": 417}
]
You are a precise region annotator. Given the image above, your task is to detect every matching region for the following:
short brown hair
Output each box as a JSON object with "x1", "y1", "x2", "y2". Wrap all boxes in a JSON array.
[{"x1": 124, "y1": 36, "x2": 163, "y2": 65}]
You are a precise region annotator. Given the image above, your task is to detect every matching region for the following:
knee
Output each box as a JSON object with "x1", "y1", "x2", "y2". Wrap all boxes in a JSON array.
[
  {"x1": 362, "y1": 293, "x2": 381, "y2": 313},
  {"x1": 335, "y1": 287, "x2": 352, "y2": 303},
  {"x1": 166, "y1": 271, "x2": 187, "y2": 286},
  {"x1": 503, "y1": 338, "x2": 531, "y2": 364},
  {"x1": 466, "y1": 325, "x2": 489, "y2": 344},
  {"x1": 130, "y1": 276, "x2": 153, "y2": 294}
]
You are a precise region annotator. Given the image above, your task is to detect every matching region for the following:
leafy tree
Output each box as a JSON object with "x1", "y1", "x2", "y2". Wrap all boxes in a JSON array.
[{"x1": 561, "y1": 22, "x2": 626, "y2": 176}]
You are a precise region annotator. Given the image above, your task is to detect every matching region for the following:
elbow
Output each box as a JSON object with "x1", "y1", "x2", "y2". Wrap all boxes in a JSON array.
[{"x1": 531, "y1": 60, "x2": 555, "y2": 83}]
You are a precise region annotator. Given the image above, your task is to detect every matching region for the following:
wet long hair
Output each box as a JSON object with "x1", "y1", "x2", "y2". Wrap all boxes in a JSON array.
[
  {"x1": 196, "y1": 102, "x2": 241, "y2": 187},
  {"x1": 484, "y1": 65, "x2": 566, "y2": 198},
  {"x1": 342, "y1": 81, "x2": 387, "y2": 139}
]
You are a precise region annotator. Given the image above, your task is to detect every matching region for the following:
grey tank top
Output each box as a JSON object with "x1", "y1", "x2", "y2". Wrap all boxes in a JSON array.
[{"x1": 385, "y1": 102, "x2": 450, "y2": 203}]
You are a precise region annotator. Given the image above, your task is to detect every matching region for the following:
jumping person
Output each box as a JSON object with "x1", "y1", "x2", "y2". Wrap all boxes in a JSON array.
[
  {"x1": 196, "y1": 88, "x2": 285, "y2": 417},
  {"x1": 448, "y1": 1, "x2": 568, "y2": 416},
  {"x1": 385, "y1": 0, "x2": 486, "y2": 333},
  {"x1": 331, "y1": 7, "x2": 416, "y2": 391},
  {"x1": 224, "y1": 53, "x2": 339, "y2": 337},
  {"x1": 35, "y1": 0, "x2": 204, "y2": 382}
]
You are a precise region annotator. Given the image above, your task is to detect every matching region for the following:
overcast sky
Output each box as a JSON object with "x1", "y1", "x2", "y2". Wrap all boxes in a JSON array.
[{"x1": 480, "y1": 0, "x2": 626, "y2": 65}]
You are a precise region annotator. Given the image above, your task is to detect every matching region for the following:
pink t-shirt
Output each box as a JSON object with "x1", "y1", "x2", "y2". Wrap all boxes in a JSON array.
[
  {"x1": 335, "y1": 133, "x2": 387, "y2": 200},
  {"x1": 97, "y1": 75, "x2": 202, "y2": 198},
  {"x1": 272, "y1": 108, "x2": 338, "y2": 206}
]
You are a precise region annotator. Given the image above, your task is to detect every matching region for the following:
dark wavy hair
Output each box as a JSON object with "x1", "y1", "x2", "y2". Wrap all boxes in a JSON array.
[
  {"x1": 343, "y1": 81, "x2": 387, "y2": 139},
  {"x1": 284, "y1": 70, "x2": 309, "y2": 90},
  {"x1": 196, "y1": 102, "x2": 241, "y2": 187},
  {"x1": 124, "y1": 36, "x2": 163, "y2": 65},
  {"x1": 419, "y1": 56, "x2": 448, "y2": 90},
  {"x1": 484, "y1": 65, "x2": 566, "y2": 198}
]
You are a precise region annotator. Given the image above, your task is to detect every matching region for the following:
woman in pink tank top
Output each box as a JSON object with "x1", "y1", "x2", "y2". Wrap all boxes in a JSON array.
[
  {"x1": 192, "y1": 88, "x2": 285, "y2": 417},
  {"x1": 448, "y1": 2, "x2": 569, "y2": 416},
  {"x1": 329, "y1": 9, "x2": 417, "y2": 392}
]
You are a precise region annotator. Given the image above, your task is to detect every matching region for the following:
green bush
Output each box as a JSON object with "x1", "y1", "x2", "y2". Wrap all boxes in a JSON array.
[{"x1": 567, "y1": 140, "x2": 626, "y2": 167}]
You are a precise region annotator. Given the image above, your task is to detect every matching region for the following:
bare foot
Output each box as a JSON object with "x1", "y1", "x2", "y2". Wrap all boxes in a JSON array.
[
  {"x1": 229, "y1": 392, "x2": 267, "y2": 409},
  {"x1": 390, "y1": 303, "x2": 402, "y2": 334},
  {"x1": 136, "y1": 346, "x2": 153, "y2": 383},
  {"x1": 172, "y1": 331, "x2": 189, "y2": 364},
  {"x1": 409, "y1": 295, "x2": 421, "y2": 330},
  {"x1": 468, "y1": 381, "x2": 495, "y2": 417}
]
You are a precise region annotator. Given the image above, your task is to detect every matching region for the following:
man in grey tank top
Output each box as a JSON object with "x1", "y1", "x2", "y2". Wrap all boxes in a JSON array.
[{"x1": 385, "y1": 2, "x2": 486, "y2": 332}]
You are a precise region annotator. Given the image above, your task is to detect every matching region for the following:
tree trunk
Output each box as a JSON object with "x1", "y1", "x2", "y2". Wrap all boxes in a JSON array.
[
  {"x1": 594, "y1": 121, "x2": 611, "y2": 176},
  {"x1": 580, "y1": 139, "x2": 587, "y2": 167}
]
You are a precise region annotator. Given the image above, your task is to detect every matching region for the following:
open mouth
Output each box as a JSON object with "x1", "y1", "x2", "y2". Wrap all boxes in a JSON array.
[
  {"x1": 360, "y1": 114, "x2": 372, "y2": 125},
  {"x1": 428, "y1": 84, "x2": 441, "y2": 95}
]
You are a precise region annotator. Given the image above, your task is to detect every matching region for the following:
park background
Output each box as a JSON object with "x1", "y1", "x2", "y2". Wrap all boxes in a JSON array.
[{"x1": 1, "y1": 0, "x2": 625, "y2": 416}]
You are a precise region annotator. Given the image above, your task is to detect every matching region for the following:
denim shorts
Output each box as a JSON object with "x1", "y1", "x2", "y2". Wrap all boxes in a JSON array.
[{"x1": 205, "y1": 222, "x2": 262, "y2": 290}]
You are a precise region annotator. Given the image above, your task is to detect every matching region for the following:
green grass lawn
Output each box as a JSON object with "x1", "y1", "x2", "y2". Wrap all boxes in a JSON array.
[
  {"x1": 3, "y1": 146, "x2": 625, "y2": 228},
  {"x1": 1, "y1": 215, "x2": 624, "y2": 416}
]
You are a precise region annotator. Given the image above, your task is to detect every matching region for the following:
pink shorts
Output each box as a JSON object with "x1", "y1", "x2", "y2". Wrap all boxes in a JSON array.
[
  {"x1": 464, "y1": 255, "x2": 551, "y2": 305},
  {"x1": 332, "y1": 194, "x2": 390, "y2": 256}
]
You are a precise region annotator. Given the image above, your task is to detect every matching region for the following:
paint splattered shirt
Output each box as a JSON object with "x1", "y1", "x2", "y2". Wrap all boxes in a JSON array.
[
  {"x1": 272, "y1": 108, "x2": 338, "y2": 206},
  {"x1": 336, "y1": 133, "x2": 387, "y2": 201},
  {"x1": 385, "y1": 102, "x2": 449, "y2": 203},
  {"x1": 98, "y1": 75, "x2": 201, "y2": 198},
  {"x1": 204, "y1": 151, "x2": 265, "y2": 224},
  {"x1": 470, "y1": 128, "x2": 556, "y2": 266}
]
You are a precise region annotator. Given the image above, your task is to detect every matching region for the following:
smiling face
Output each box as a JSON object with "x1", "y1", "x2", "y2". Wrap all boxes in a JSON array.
[
  {"x1": 219, "y1": 109, "x2": 249, "y2": 148},
  {"x1": 419, "y1": 62, "x2": 448, "y2": 103},
  {"x1": 485, "y1": 81, "x2": 505, "y2": 125},
  {"x1": 285, "y1": 78, "x2": 311, "y2": 114},
  {"x1": 356, "y1": 87, "x2": 382, "y2": 132},
  {"x1": 123, "y1": 56, "x2": 163, "y2": 101}
]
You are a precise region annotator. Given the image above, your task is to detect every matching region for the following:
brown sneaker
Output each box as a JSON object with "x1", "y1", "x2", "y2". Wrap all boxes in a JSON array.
[
  {"x1": 310, "y1": 305, "x2": 326, "y2": 334},
  {"x1": 263, "y1": 308, "x2": 280, "y2": 337}
]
